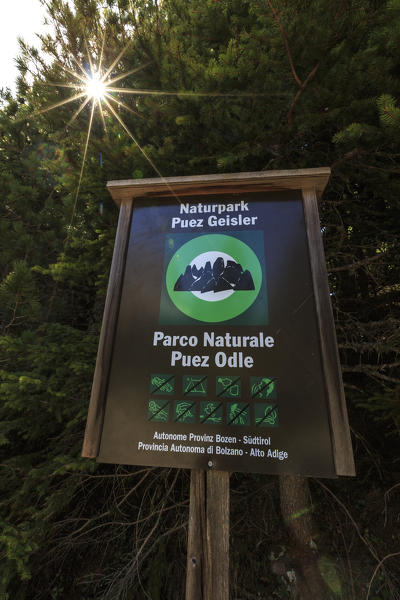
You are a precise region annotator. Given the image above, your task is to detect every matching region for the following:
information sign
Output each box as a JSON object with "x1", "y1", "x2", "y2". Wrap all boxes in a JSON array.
[
  {"x1": 83, "y1": 170, "x2": 354, "y2": 477},
  {"x1": 86, "y1": 177, "x2": 354, "y2": 477}
]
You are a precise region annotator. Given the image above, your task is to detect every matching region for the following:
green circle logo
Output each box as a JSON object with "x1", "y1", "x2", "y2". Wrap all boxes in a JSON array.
[{"x1": 166, "y1": 234, "x2": 262, "y2": 322}]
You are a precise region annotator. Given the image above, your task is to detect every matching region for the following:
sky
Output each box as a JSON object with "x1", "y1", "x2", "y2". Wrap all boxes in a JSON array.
[{"x1": 0, "y1": 0, "x2": 51, "y2": 92}]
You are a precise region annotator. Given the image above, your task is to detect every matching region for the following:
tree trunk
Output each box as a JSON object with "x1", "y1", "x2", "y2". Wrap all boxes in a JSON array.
[{"x1": 279, "y1": 474, "x2": 333, "y2": 599}]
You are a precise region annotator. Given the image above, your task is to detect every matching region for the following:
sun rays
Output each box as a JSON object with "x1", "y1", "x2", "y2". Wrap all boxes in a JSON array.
[
  {"x1": 32, "y1": 38, "x2": 193, "y2": 215},
  {"x1": 27, "y1": 35, "x2": 277, "y2": 228}
]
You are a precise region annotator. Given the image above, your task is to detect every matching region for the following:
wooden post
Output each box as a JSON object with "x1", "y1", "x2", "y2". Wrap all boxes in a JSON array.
[
  {"x1": 205, "y1": 470, "x2": 230, "y2": 600},
  {"x1": 186, "y1": 470, "x2": 205, "y2": 600},
  {"x1": 302, "y1": 188, "x2": 355, "y2": 476},
  {"x1": 186, "y1": 470, "x2": 230, "y2": 600},
  {"x1": 82, "y1": 200, "x2": 133, "y2": 458}
]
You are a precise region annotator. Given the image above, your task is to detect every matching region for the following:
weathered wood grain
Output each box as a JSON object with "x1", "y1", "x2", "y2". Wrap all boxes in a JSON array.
[
  {"x1": 185, "y1": 470, "x2": 206, "y2": 600},
  {"x1": 302, "y1": 188, "x2": 355, "y2": 476},
  {"x1": 107, "y1": 168, "x2": 331, "y2": 204},
  {"x1": 204, "y1": 470, "x2": 230, "y2": 600},
  {"x1": 82, "y1": 200, "x2": 133, "y2": 458},
  {"x1": 185, "y1": 469, "x2": 230, "y2": 600}
]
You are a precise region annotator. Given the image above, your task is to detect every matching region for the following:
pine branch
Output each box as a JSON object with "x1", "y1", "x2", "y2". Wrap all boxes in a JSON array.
[
  {"x1": 266, "y1": 0, "x2": 302, "y2": 86},
  {"x1": 329, "y1": 253, "x2": 385, "y2": 272}
]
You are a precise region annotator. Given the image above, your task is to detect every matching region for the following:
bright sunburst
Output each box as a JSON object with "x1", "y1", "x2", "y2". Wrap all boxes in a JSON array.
[
  {"x1": 85, "y1": 72, "x2": 106, "y2": 100},
  {"x1": 36, "y1": 41, "x2": 171, "y2": 224},
  {"x1": 31, "y1": 37, "x2": 270, "y2": 229}
]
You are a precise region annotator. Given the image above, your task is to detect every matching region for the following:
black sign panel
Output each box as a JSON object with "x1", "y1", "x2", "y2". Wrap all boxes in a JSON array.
[{"x1": 97, "y1": 190, "x2": 337, "y2": 476}]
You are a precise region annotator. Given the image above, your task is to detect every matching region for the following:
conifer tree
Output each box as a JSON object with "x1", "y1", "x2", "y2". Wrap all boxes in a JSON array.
[{"x1": 1, "y1": 0, "x2": 399, "y2": 598}]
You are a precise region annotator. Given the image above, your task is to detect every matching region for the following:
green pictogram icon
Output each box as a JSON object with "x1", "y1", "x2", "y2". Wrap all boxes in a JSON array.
[
  {"x1": 255, "y1": 403, "x2": 278, "y2": 427},
  {"x1": 147, "y1": 400, "x2": 170, "y2": 422},
  {"x1": 200, "y1": 401, "x2": 222, "y2": 424},
  {"x1": 183, "y1": 375, "x2": 207, "y2": 396},
  {"x1": 174, "y1": 400, "x2": 196, "y2": 423},
  {"x1": 250, "y1": 376, "x2": 277, "y2": 400},
  {"x1": 216, "y1": 376, "x2": 241, "y2": 398},
  {"x1": 227, "y1": 402, "x2": 250, "y2": 425},
  {"x1": 150, "y1": 374, "x2": 175, "y2": 395}
]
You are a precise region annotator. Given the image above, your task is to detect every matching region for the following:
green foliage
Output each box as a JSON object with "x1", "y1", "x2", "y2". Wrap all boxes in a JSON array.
[
  {"x1": 0, "y1": 261, "x2": 41, "y2": 329},
  {"x1": 318, "y1": 555, "x2": 342, "y2": 595},
  {"x1": 377, "y1": 94, "x2": 400, "y2": 128},
  {"x1": 1, "y1": 0, "x2": 399, "y2": 598}
]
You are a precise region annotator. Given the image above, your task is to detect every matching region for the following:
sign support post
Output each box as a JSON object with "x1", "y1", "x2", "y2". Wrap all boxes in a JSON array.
[{"x1": 186, "y1": 470, "x2": 229, "y2": 600}]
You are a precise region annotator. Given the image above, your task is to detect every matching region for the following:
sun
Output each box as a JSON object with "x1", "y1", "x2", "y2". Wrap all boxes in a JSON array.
[
  {"x1": 85, "y1": 72, "x2": 106, "y2": 100},
  {"x1": 31, "y1": 42, "x2": 166, "y2": 224},
  {"x1": 31, "y1": 37, "x2": 269, "y2": 230}
]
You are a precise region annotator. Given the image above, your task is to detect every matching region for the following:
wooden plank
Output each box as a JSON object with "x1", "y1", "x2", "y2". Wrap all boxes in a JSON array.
[
  {"x1": 302, "y1": 188, "x2": 355, "y2": 476},
  {"x1": 186, "y1": 470, "x2": 230, "y2": 600},
  {"x1": 82, "y1": 200, "x2": 133, "y2": 458},
  {"x1": 107, "y1": 168, "x2": 331, "y2": 205},
  {"x1": 185, "y1": 470, "x2": 206, "y2": 600},
  {"x1": 204, "y1": 470, "x2": 230, "y2": 600}
]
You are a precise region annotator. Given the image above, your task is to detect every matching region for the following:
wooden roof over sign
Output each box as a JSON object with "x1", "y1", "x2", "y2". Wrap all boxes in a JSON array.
[{"x1": 107, "y1": 167, "x2": 331, "y2": 205}]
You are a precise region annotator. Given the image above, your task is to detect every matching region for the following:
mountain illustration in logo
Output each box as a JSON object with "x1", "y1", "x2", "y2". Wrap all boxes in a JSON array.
[{"x1": 173, "y1": 257, "x2": 255, "y2": 293}]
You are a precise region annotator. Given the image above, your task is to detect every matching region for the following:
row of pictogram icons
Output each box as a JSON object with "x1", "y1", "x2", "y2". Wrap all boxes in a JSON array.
[
  {"x1": 150, "y1": 373, "x2": 277, "y2": 400},
  {"x1": 147, "y1": 399, "x2": 279, "y2": 427}
]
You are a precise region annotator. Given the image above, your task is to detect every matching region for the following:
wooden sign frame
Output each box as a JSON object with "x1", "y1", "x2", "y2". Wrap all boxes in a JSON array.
[{"x1": 82, "y1": 167, "x2": 354, "y2": 478}]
